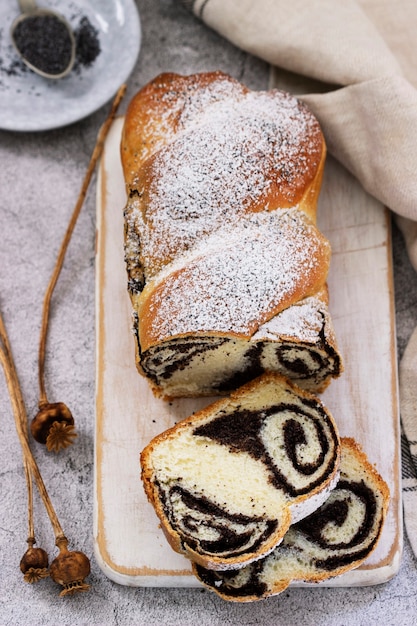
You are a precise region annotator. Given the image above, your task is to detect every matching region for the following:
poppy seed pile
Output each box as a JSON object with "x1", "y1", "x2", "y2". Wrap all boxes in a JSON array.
[
  {"x1": 0, "y1": 13, "x2": 100, "y2": 82},
  {"x1": 13, "y1": 14, "x2": 74, "y2": 76}
]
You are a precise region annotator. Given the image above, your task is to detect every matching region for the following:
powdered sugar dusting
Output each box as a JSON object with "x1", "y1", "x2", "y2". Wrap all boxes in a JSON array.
[
  {"x1": 253, "y1": 295, "x2": 330, "y2": 342},
  {"x1": 140, "y1": 209, "x2": 330, "y2": 344},
  {"x1": 125, "y1": 81, "x2": 322, "y2": 280}
]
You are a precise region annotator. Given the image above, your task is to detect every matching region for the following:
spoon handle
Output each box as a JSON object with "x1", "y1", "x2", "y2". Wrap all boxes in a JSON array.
[{"x1": 18, "y1": 0, "x2": 38, "y2": 14}]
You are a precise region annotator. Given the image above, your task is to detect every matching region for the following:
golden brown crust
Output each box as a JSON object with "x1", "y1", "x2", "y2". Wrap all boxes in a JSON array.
[
  {"x1": 121, "y1": 72, "x2": 247, "y2": 189},
  {"x1": 121, "y1": 71, "x2": 326, "y2": 275},
  {"x1": 137, "y1": 214, "x2": 331, "y2": 351},
  {"x1": 121, "y1": 71, "x2": 325, "y2": 209},
  {"x1": 338, "y1": 438, "x2": 391, "y2": 508}
]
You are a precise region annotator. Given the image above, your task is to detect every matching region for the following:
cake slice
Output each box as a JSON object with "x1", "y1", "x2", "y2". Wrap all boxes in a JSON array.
[
  {"x1": 193, "y1": 438, "x2": 390, "y2": 601},
  {"x1": 140, "y1": 372, "x2": 341, "y2": 570}
]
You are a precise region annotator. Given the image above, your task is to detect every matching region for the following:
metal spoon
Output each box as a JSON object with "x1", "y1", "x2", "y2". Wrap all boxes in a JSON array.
[{"x1": 11, "y1": 0, "x2": 75, "y2": 79}]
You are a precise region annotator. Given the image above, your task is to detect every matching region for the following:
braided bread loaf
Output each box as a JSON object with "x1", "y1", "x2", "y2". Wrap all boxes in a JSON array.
[
  {"x1": 121, "y1": 71, "x2": 343, "y2": 398},
  {"x1": 193, "y1": 438, "x2": 390, "y2": 601},
  {"x1": 140, "y1": 372, "x2": 341, "y2": 571}
]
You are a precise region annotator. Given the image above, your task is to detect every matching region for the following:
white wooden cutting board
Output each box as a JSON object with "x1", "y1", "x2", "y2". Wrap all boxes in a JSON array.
[{"x1": 94, "y1": 116, "x2": 402, "y2": 588}]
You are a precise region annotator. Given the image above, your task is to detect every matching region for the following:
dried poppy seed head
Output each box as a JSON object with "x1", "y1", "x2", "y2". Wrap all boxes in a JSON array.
[
  {"x1": 31, "y1": 402, "x2": 77, "y2": 452},
  {"x1": 20, "y1": 545, "x2": 49, "y2": 583},
  {"x1": 49, "y1": 538, "x2": 90, "y2": 596}
]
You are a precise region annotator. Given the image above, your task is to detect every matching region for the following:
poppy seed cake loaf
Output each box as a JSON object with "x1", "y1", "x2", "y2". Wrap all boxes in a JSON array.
[
  {"x1": 193, "y1": 438, "x2": 390, "y2": 601},
  {"x1": 120, "y1": 71, "x2": 343, "y2": 398},
  {"x1": 140, "y1": 372, "x2": 341, "y2": 571}
]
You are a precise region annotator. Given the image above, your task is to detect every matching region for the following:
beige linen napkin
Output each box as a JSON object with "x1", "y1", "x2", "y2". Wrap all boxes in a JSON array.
[{"x1": 178, "y1": 0, "x2": 417, "y2": 554}]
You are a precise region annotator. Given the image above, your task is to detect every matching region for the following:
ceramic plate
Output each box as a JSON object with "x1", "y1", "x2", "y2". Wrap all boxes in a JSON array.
[{"x1": 0, "y1": 0, "x2": 141, "y2": 132}]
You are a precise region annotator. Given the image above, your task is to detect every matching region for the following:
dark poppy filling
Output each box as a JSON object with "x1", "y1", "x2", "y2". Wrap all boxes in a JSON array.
[
  {"x1": 193, "y1": 401, "x2": 339, "y2": 497},
  {"x1": 140, "y1": 331, "x2": 342, "y2": 395},
  {"x1": 157, "y1": 484, "x2": 278, "y2": 557}
]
